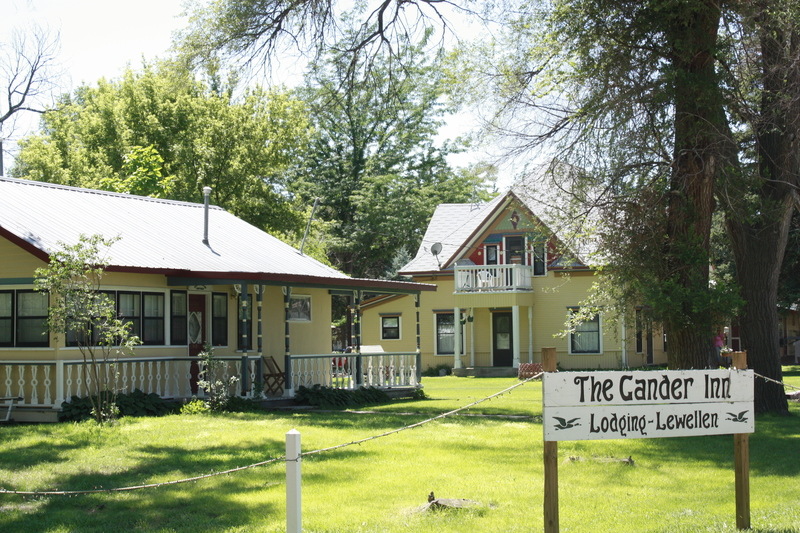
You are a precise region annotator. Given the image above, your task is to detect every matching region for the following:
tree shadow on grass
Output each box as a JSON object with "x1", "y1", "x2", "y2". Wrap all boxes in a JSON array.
[{"x1": 0, "y1": 439, "x2": 288, "y2": 533}]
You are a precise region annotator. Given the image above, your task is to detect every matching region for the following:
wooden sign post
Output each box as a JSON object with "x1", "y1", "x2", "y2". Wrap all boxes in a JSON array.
[
  {"x1": 732, "y1": 351, "x2": 750, "y2": 530},
  {"x1": 541, "y1": 350, "x2": 753, "y2": 531},
  {"x1": 542, "y1": 347, "x2": 558, "y2": 533}
]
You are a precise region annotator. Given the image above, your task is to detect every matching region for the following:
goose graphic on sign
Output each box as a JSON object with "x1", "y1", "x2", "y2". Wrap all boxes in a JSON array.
[{"x1": 552, "y1": 417, "x2": 581, "y2": 430}]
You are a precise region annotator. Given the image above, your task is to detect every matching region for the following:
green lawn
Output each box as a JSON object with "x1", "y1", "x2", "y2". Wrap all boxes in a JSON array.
[{"x1": 1, "y1": 368, "x2": 798, "y2": 532}]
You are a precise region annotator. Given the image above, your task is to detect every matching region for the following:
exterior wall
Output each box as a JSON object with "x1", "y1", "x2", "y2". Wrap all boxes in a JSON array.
[
  {"x1": 0, "y1": 236, "x2": 334, "y2": 371},
  {"x1": 362, "y1": 269, "x2": 669, "y2": 371}
]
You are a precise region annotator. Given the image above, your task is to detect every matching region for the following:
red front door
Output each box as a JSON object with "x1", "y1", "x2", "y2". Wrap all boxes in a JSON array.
[{"x1": 188, "y1": 294, "x2": 206, "y2": 393}]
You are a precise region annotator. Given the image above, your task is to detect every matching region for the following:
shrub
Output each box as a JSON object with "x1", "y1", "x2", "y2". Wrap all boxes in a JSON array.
[
  {"x1": 422, "y1": 364, "x2": 452, "y2": 377},
  {"x1": 295, "y1": 385, "x2": 391, "y2": 409},
  {"x1": 59, "y1": 389, "x2": 175, "y2": 422},
  {"x1": 179, "y1": 398, "x2": 210, "y2": 415}
]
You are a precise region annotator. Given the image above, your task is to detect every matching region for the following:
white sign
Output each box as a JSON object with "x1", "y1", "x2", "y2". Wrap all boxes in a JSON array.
[{"x1": 543, "y1": 369, "x2": 754, "y2": 441}]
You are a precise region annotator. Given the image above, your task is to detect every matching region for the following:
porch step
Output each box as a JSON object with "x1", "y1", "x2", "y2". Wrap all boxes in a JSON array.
[
  {"x1": 452, "y1": 367, "x2": 518, "y2": 378},
  {"x1": 4, "y1": 407, "x2": 60, "y2": 424}
]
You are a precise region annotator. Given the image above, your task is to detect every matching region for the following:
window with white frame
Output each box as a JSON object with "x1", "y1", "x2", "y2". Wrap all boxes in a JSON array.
[
  {"x1": 288, "y1": 294, "x2": 311, "y2": 322},
  {"x1": 380, "y1": 314, "x2": 401, "y2": 340},
  {"x1": 569, "y1": 309, "x2": 601, "y2": 354},
  {"x1": 435, "y1": 313, "x2": 455, "y2": 355}
]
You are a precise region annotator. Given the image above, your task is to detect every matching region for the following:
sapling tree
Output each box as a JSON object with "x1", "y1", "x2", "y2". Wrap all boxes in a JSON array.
[{"x1": 34, "y1": 234, "x2": 141, "y2": 423}]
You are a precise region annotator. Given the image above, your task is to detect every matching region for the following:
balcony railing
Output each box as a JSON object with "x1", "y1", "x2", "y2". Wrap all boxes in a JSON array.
[{"x1": 454, "y1": 264, "x2": 535, "y2": 293}]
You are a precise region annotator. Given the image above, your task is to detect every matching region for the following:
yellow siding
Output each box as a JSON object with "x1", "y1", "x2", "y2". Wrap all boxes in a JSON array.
[
  {"x1": 0, "y1": 236, "x2": 47, "y2": 278},
  {"x1": 361, "y1": 270, "x2": 643, "y2": 371}
]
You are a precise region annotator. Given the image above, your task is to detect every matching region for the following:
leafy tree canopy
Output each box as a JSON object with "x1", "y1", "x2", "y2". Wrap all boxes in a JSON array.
[{"x1": 12, "y1": 60, "x2": 311, "y2": 234}]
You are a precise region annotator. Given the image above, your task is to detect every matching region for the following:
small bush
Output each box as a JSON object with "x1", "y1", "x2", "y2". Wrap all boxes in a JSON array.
[
  {"x1": 59, "y1": 389, "x2": 176, "y2": 422},
  {"x1": 222, "y1": 396, "x2": 263, "y2": 413},
  {"x1": 180, "y1": 398, "x2": 210, "y2": 415},
  {"x1": 295, "y1": 385, "x2": 391, "y2": 409},
  {"x1": 422, "y1": 364, "x2": 452, "y2": 377}
]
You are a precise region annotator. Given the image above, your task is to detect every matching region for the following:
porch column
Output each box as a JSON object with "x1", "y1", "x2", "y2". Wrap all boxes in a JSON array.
[
  {"x1": 415, "y1": 294, "x2": 422, "y2": 384},
  {"x1": 239, "y1": 283, "x2": 249, "y2": 352},
  {"x1": 528, "y1": 306, "x2": 534, "y2": 363},
  {"x1": 283, "y1": 287, "x2": 293, "y2": 397},
  {"x1": 256, "y1": 285, "x2": 263, "y2": 356},
  {"x1": 512, "y1": 305, "x2": 521, "y2": 368},
  {"x1": 54, "y1": 342, "x2": 64, "y2": 408},
  {"x1": 255, "y1": 285, "x2": 263, "y2": 396},
  {"x1": 470, "y1": 308, "x2": 476, "y2": 368},
  {"x1": 453, "y1": 307, "x2": 463, "y2": 369},
  {"x1": 354, "y1": 291, "x2": 363, "y2": 387}
]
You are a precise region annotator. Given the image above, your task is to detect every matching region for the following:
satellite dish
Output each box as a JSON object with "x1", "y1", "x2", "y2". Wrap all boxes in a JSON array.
[{"x1": 430, "y1": 242, "x2": 443, "y2": 256}]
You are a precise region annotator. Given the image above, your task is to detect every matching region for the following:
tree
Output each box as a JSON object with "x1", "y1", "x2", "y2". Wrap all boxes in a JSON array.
[
  {"x1": 288, "y1": 32, "x2": 493, "y2": 278},
  {"x1": 12, "y1": 61, "x2": 310, "y2": 234},
  {"x1": 481, "y1": 0, "x2": 796, "y2": 412},
  {"x1": 0, "y1": 25, "x2": 60, "y2": 175},
  {"x1": 34, "y1": 235, "x2": 141, "y2": 423}
]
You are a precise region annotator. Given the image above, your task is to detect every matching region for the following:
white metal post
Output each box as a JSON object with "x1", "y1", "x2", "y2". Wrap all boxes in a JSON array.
[{"x1": 286, "y1": 429, "x2": 302, "y2": 533}]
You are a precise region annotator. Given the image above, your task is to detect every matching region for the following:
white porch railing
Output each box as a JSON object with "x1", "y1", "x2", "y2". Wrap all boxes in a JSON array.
[
  {"x1": 454, "y1": 264, "x2": 535, "y2": 293},
  {"x1": 2, "y1": 352, "x2": 423, "y2": 411},
  {"x1": 1, "y1": 355, "x2": 263, "y2": 409},
  {"x1": 288, "y1": 352, "x2": 420, "y2": 391}
]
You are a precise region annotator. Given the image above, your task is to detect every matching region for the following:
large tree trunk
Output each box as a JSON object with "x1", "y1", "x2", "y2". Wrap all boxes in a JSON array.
[
  {"x1": 663, "y1": 1, "x2": 725, "y2": 369},
  {"x1": 727, "y1": 209, "x2": 791, "y2": 413},
  {"x1": 721, "y1": 3, "x2": 800, "y2": 414}
]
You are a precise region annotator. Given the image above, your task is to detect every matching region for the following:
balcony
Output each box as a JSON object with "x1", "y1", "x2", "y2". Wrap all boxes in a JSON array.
[{"x1": 454, "y1": 264, "x2": 535, "y2": 293}]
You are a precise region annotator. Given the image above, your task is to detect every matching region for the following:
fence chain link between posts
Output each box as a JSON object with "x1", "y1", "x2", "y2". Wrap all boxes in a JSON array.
[{"x1": 0, "y1": 373, "x2": 543, "y2": 497}]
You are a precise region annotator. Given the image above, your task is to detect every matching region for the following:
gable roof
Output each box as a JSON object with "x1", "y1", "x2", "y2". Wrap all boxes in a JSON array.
[
  {"x1": 401, "y1": 161, "x2": 598, "y2": 275},
  {"x1": 0, "y1": 177, "x2": 433, "y2": 293}
]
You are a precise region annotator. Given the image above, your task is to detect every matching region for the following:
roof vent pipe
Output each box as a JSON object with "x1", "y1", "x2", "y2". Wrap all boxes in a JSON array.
[{"x1": 202, "y1": 186, "x2": 212, "y2": 245}]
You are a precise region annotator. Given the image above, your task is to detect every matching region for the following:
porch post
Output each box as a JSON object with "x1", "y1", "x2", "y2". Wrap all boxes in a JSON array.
[
  {"x1": 415, "y1": 293, "x2": 422, "y2": 384},
  {"x1": 470, "y1": 308, "x2": 476, "y2": 368},
  {"x1": 528, "y1": 306, "x2": 534, "y2": 363},
  {"x1": 283, "y1": 287, "x2": 293, "y2": 397},
  {"x1": 453, "y1": 307, "x2": 462, "y2": 369},
  {"x1": 256, "y1": 285, "x2": 263, "y2": 357},
  {"x1": 512, "y1": 305, "x2": 520, "y2": 368},
  {"x1": 239, "y1": 283, "x2": 249, "y2": 352},
  {"x1": 354, "y1": 291, "x2": 363, "y2": 387}
]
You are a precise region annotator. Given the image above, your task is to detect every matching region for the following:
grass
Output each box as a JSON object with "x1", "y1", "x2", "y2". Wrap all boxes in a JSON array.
[{"x1": 0, "y1": 368, "x2": 798, "y2": 532}]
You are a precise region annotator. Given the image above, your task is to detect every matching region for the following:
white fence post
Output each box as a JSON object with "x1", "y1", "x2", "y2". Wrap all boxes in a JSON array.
[{"x1": 286, "y1": 429, "x2": 302, "y2": 533}]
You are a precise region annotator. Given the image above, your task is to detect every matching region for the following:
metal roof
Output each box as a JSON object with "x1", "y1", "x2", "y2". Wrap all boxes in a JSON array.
[
  {"x1": 0, "y1": 177, "x2": 434, "y2": 293},
  {"x1": 401, "y1": 160, "x2": 598, "y2": 275}
]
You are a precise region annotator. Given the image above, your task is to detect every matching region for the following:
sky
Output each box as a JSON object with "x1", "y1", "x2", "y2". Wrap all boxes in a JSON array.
[{"x1": 1, "y1": 0, "x2": 504, "y2": 184}]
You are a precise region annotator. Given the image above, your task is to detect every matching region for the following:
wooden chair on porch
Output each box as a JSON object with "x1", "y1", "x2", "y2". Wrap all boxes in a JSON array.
[{"x1": 262, "y1": 356, "x2": 285, "y2": 396}]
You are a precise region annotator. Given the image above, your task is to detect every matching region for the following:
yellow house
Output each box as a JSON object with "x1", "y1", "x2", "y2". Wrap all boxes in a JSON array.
[
  {"x1": 0, "y1": 177, "x2": 432, "y2": 421},
  {"x1": 361, "y1": 185, "x2": 669, "y2": 375}
]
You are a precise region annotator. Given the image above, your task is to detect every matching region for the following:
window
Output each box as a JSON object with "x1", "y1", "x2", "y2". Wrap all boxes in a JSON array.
[
  {"x1": 237, "y1": 294, "x2": 253, "y2": 350},
  {"x1": 118, "y1": 292, "x2": 141, "y2": 337},
  {"x1": 635, "y1": 309, "x2": 643, "y2": 353},
  {"x1": 0, "y1": 291, "x2": 12, "y2": 347},
  {"x1": 381, "y1": 315, "x2": 401, "y2": 340},
  {"x1": 211, "y1": 293, "x2": 228, "y2": 346},
  {"x1": 288, "y1": 295, "x2": 311, "y2": 322},
  {"x1": 17, "y1": 291, "x2": 49, "y2": 346},
  {"x1": 142, "y1": 293, "x2": 165, "y2": 345},
  {"x1": 485, "y1": 245, "x2": 498, "y2": 265},
  {"x1": 532, "y1": 242, "x2": 547, "y2": 276},
  {"x1": 569, "y1": 310, "x2": 601, "y2": 354},
  {"x1": 0, "y1": 290, "x2": 49, "y2": 347},
  {"x1": 170, "y1": 291, "x2": 187, "y2": 345},
  {"x1": 436, "y1": 313, "x2": 455, "y2": 355}
]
